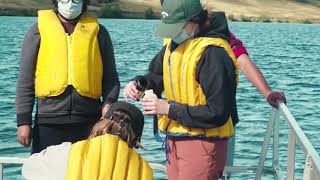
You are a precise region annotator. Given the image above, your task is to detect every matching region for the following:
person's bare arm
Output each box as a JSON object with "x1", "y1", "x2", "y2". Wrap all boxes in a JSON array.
[
  {"x1": 238, "y1": 54, "x2": 286, "y2": 107},
  {"x1": 231, "y1": 32, "x2": 286, "y2": 107},
  {"x1": 237, "y1": 54, "x2": 272, "y2": 98}
]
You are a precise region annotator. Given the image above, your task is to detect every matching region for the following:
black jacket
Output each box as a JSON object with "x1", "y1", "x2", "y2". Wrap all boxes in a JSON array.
[
  {"x1": 139, "y1": 12, "x2": 238, "y2": 129},
  {"x1": 16, "y1": 22, "x2": 120, "y2": 126}
]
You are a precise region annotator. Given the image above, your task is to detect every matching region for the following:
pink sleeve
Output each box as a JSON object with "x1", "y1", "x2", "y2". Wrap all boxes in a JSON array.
[{"x1": 230, "y1": 32, "x2": 249, "y2": 59}]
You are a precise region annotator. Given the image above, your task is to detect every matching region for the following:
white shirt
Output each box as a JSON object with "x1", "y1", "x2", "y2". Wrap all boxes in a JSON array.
[{"x1": 22, "y1": 142, "x2": 72, "y2": 180}]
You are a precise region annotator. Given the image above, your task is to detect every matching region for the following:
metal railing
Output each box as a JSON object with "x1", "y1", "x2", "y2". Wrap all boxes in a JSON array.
[
  {"x1": 0, "y1": 157, "x2": 25, "y2": 180},
  {"x1": 0, "y1": 103, "x2": 319, "y2": 180},
  {"x1": 221, "y1": 102, "x2": 320, "y2": 179}
]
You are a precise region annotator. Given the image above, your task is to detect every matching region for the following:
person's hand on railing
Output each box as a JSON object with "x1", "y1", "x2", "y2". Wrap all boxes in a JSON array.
[
  {"x1": 266, "y1": 91, "x2": 286, "y2": 108},
  {"x1": 17, "y1": 125, "x2": 32, "y2": 147}
]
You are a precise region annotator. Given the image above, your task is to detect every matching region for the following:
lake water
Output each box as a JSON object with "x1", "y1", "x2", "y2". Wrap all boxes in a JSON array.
[{"x1": 0, "y1": 16, "x2": 319, "y2": 179}]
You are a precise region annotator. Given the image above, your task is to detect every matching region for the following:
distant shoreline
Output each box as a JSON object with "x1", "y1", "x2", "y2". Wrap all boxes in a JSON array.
[
  {"x1": 0, "y1": 4, "x2": 319, "y2": 24},
  {"x1": 0, "y1": 7, "x2": 37, "y2": 17}
]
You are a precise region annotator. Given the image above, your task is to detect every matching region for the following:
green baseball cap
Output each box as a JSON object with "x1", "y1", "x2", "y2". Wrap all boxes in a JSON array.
[{"x1": 156, "y1": 0, "x2": 204, "y2": 38}]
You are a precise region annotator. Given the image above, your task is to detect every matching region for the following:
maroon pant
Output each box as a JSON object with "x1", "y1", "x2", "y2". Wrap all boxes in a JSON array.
[{"x1": 166, "y1": 136, "x2": 228, "y2": 180}]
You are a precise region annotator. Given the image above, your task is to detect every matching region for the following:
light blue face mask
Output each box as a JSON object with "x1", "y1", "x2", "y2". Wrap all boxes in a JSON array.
[
  {"x1": 58, "y1": 0, "x2": 83, "y2": 20},
  {"x1": 172, "y1": 25, "x2": 198, "y2": 44},
  {"x1": 172, "y1": 30, "x2": 192, "y2": 44}
]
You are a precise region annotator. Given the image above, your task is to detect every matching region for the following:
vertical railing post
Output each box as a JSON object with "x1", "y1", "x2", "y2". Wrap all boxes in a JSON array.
[
  {"x1": 287, "y1": 130, "x2": 296, "y2": 180},
  {"x1": 0, "y1": 164, "x2": 3, "y2": 180},
  {"x1": 226, "y1": 133, "x2": 235, "y2": 179},
  {"x1": 255, "y1": 108, "x2": 279, "y2": 180},
  {"x1": 273, "y1": 111, "x2": 280, "y2": 180},
  {"x1": 302, "y1": 155, "x2": 312, "y2": 180}
]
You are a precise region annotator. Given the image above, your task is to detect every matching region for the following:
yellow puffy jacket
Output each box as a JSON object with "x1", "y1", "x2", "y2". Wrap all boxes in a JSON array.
[
  {"x1": 65, "y1": 134, "x2": 153, "y2": 180},
  {"x1": 36, "y1": 10, "x2": 103, "y2": 99},
  {"x1": 158, "y1": 38, "x2": 238, "y2": 138}
]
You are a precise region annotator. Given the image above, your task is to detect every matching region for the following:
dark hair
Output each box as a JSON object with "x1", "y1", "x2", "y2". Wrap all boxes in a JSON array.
[
  {"x1": 51, "y1": 0, "x2": 90, "y2": 13},
  {"x1": 89, "y1": 110, "x2": 143, "y2": 149},
  {"x1": 189, "y1": 10, "x2": 210, "y2": 33}
]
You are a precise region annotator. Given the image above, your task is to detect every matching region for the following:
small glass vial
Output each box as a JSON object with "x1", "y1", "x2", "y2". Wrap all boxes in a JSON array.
[{"x1": 136, "y1": 77, "x2": 149, "y2": 101}]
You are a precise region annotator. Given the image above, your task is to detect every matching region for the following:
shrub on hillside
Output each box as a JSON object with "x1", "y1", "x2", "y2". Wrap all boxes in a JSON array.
[
  {"x1": 100, "y1": 4, "x2": 123, "y2": 18},
  {"x1": 239, "y1": 15, "x2": 252, "y2": 22},
  {"x1": 302, "y1": 19, "x2": 312, "y2": 24},
  {"x1": 227, "y1": 14, "x2": 237, "y2": 21},
  {"x1": 145, "y1": 7, "x2": 156, "y2": 19},
  {"x1": 257, "y1": 15, "x2": 272, "y2": 23}
]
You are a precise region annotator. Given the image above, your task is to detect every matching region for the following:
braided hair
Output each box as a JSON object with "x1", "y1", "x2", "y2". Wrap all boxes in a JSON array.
[{"x1": 89, "y1": 110, "x2": 143, "y2": 149}]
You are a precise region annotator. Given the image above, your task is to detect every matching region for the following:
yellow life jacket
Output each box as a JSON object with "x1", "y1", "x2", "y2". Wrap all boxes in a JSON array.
[
  {"x1": 65, "y1": 134, "x2": 153, "y2": 180},
  {"x1": 36, "y1": 10, "x2": 103, "y2": 99},
  {"x1": 163, "y1": 38, "x2": 171, "y2": 46},
  {"x1": 158, "y1": 38, "x2": 238, "y2": 138}
]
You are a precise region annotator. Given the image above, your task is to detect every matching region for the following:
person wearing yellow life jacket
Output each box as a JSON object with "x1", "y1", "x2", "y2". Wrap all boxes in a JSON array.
[
  {"x1": 22, "y1": 101, "x2": 153, "y2": 180},
  {"x1": 16, "y1": 0, "x2": 120, "y2": 154},
  {"x1": 158, "y1": 1, "x2": 287, "y2": 179},
  {"x1": 160, "y1": 1, "x2": 287, "y2": 179},
  {"x1": 124, "y1": 0, "x2": 237, "y2": 179},
  {"x1": 162, "y1": 14, "x2": 287, "y2": 180}
]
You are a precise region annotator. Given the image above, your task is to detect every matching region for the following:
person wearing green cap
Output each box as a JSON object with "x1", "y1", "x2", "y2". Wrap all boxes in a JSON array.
[
  {"x1": 159, "y1": 0, "x2": 287, "y2": 178},
  {"x1": 124, "y1": 0, "x2": 238, "y2": 179}
]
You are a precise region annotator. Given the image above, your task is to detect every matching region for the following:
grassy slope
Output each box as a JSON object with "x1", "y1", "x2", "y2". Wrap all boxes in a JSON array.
[
  {"x1": 1, "y1": 0, "x2": 320, "y2": 23},
  {"x1": 210, "y1": 0, "x2": 320, "y2": 23}
]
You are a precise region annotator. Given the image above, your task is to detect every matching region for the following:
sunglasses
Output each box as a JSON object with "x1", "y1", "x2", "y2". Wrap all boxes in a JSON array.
[{"x1": 57, "y1": 0, "x2": 83, "y2": 4}]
